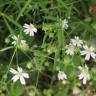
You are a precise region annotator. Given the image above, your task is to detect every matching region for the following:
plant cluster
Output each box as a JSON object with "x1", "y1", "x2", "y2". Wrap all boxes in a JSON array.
[{"x1": 0, "y1": 0, "x2": 96, "y2": 96}]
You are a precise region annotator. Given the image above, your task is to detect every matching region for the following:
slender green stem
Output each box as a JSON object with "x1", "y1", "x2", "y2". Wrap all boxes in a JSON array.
[
  {"x1": 2, "y1": 47, "x2": 17, "y2": 82},
  {"x1": 36, "y1": 71, "x2": 40, "y2": 88}
]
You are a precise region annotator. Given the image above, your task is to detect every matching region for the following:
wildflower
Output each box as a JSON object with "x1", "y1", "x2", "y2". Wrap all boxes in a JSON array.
[
  {"x1": 23, "y1": 23, "x2": 37, "y2": 36},
  {"x1": 11, "y1": 36, "x2": 18, "y2": 45},
  {"x1": 80, "y1": 45, "x2": 96, "y2": 60},
  {"x1": 21, "y1": 40, "x2": 27, "y2": 45},
  {"x1": 11, "y1": 35, "x2": 27, "y2": 46},
  {"x1": 58, "y1": 71, "x2": 67, "y2": 80},
  {"x1": 10, "y1": 66, "x2": 29, "y2": 85},
  {"x1": 62, "y1": 19, "x2": 69, "y2": 30},
  {"x1": 70, "y1": 36, "x2": 83, "y2": 47},
  {"x1": 65, "y1": 43, "x2": 75, "y2": 55},
  {"x1": 68, "y1": 16, "x2": 71, "y2": 19},
  {"x1": 78, "y1": 65, "x2": 90, "y2": 85}
]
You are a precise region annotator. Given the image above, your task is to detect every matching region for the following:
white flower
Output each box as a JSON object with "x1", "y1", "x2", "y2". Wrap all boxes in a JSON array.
[
  {"x1": 70, "y1": 36, "x2": 83, "y2": 47},
  {"x1": 21, "y1": 40, "x2": 27, "y2": 45},
  {"x1": 11, "y1": 36, "x2": 18, "y2": 45},
  {"x1": 80, "y1": 45, "x2": 96, "y2": 60},
  {"x1": 11, "y1": 35, "x2": 27, "y2": 46},
  {"x1": 10, "y1": 66, "x2": 29, "y2": 85},
  {"x1": 58, "y1": 71, "x2": 67, "y2": 80},
  {"x1": 78, "y1": 65, "x2": 90, "y2": 85},
  {"x1": 68, "y1": 16, "x2": 71, "y2": 19},
  {"x1": 65, "y1": 43, "x2": 75, "y2": 55},
  {"x1": 62, "y1": 19, "x2": 69, "y2": 30},
  {"x1": 23, "y1": 23, "x2": 37, "y2": 36}
]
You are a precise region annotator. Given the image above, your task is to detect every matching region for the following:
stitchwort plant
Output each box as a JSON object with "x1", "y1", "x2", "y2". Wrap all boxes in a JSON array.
[{"x1": 0, "y1": 0, "x2": 96, "y2": 96}]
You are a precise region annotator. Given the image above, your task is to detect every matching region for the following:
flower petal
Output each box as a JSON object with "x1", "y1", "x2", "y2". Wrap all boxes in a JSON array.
[
  {"x1": 83, "y1": 77, "x2": 87, "y2": 85},
  {"x1": 85, "y1": 54, "x2": 90, "y2": 60},
  {"x1": 17, "y1": 66, "x2": 23, "y2": 73},
  {"x1": 83, "y1": 45, "x2": 88, "y2": 50},
  {"x1": 20, "y1": 76, "x2": 26, "y2": 85},
  {"x1": 10, "y1": 68, "x2": 17, "y2": 74},
  {"x1": 22, "y1": 73, "x2": 29, "y2": 78},
  {"x1": 30, "y1": 31, "x2": 34, "y2": 36},
  {"x1": 23, "y1": 24, "x2": 29, "y2": 28},
  {"x1": 24, "y1": 29, "x2": 29, "y2": 33},
  {"x1": 12, "y1": 75, "x2": 19, "y2": 82},
  {"x1": 80, "y1": 51, "x2": 86, "y2": 55},
  {"x1": 78, "y1": 74, "x2": 84, "y2": 80},
  {"x1": 91, "y1": 52, "x2": 96, "y2": 59},
  {"x1": 12, "y1": 41, "x2": 16, "y2": 45},
  {"x1": 33, "y1": 28, "x2": 37, "y2": 33}
]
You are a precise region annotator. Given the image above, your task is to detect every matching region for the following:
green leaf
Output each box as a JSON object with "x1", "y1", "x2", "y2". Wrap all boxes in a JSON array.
[
  {"x1": 57, "y1": 29, "x2": 64, "y2": 50},
  {"x1": 8, "y1": 82, "x2": 24, "y2": 96}
]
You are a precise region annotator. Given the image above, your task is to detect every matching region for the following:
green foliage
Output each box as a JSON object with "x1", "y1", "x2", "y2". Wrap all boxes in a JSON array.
[{"x1": 0, "y1": 0, "x2": 96, "y2": 96}]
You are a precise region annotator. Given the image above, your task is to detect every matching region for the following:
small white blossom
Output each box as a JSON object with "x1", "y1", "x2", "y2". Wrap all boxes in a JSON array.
[
  {"x1": 65, "y1": 43, "x2": 75, "y2": 55},
  {"x1": 80, "y1": 45, "x2": 96, "y2": 60},
  {"x1": 62, "y1": 19, "x2": 69, "y2": 30},
  {"x1": 68, "y1": 16, "x2": 71, "y2": 19},
  {"x1": 23, "y1": 23, "x2": 37, "y2": 36},
  {"x1": 70, "y1": 36, "x2": 83, "y2": 47},
  {"x1": 21, "y1": 40, "x2": 27, "y2": 45},
  {"x1": 58, "y1": 71, "x2": 67, "y2": 80},
  {"x1": 10, "y1": 66, "x2": 29, "y2": 85},
  {"x1": 78, "y1": 65, "x2": 90, "y2": 85},
  {"x1": 11, "y1": 36, "x2": 18, "y2": 45},
  {"x1": 11, "y1": 35, "x2": 27, "y2": 46}
]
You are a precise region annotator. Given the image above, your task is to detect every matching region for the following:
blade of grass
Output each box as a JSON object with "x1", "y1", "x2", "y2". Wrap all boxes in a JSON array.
[
  {"x1": 0, "y1": 46, "x2": 13, "y2": 52},
  {"x1": 16, "y1": 0, "x2": 31, "y2": 21},
  {"x1": 57, "y1": 29, "x2": 64, "y2": 50},
  {"x1": 3, "y1": 17, "x2": 14, "y2": 35},
  {"x1": 0, "y1": 12, "x2": 22, "y2": 28},
  {"x1": 80, "y1": 1, "x2": 88, "y2": 16}
]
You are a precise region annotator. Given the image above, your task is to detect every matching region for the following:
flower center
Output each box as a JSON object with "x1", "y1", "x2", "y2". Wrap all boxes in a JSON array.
[
  {"x1": 17, "y1": 72, "x2": 23, "y2": 77},
  {"x1": 86, "y1": 49, "x2": 92, "y2": 54},
  {"x1": 29, "y1": 24, "x2": 34, "y2": 32}
]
